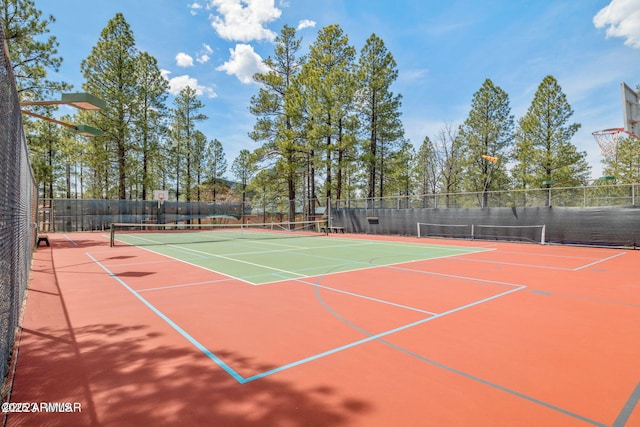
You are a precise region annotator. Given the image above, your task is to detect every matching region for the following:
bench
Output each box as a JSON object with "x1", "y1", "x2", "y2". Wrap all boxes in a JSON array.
[
  {"x1": 37, "y1": 235, "x2": 50, "y2": 247},
  {"x1": 321, "y1": 226, "x2": 345, "y2": 233}
]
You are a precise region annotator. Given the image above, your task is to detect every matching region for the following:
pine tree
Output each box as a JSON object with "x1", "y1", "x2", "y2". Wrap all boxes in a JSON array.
[
  {"x1": 231, "y1": 149, "x2": 256, "y2": 223},
  {"x1": 80, "y1": 13, "x2": 139, "y2": 199},
  {"x1": 250, "y1": 25, "x2": 305, "y2": 221},
  {"x1": 602, "y1": 136, "x2": 640, "y2": 183},
  {"x1": 1, "y1": 0, "x2": 68, "y2": 98},
  {"x1": 169, "y1": 86, "x2": 207, "y2": 202},
  {"x1": 26, "y1": 118, "x2": 62, "y2": 199},
  {"x1": 132, "y1": 51, "x2": 168, "y2": 200},
  {"x1": 414, "y1": 136, "x2": 439, "y2": 203},
  {"x1": 356, "y1": 33, "x2": 404, "y2": 200},
  {"x1": 387, "y1": 140, "x2": 415, "y2": 205},
  {"x1": 298, "y1": 24, "x2": 357, "y2": 202},
  {"x1": 514, "y1": 75, "x2": 589, "y2": 188},
  {"x1": 192, "y1": 130, "x2": 208, "y2": 203},
  {"x1": 458, "y1": 78, "x2": 514, "y2": 207},
  {"x1": 206, "y1": 138, "x2": 228, "y2": 202}
]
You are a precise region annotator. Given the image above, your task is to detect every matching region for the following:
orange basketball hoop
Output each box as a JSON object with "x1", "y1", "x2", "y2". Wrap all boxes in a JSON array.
[
  {"x1": 481, "y1": 154, "x2": 498, "y2": 163},
  {"x1": 592, "y1": 128, "x2": 639, "y2": 158}
]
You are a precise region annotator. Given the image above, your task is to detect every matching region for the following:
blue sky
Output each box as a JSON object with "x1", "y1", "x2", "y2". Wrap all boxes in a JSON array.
[{"x1": 37, "y1": 0, "x2": 640, "y2": 179}]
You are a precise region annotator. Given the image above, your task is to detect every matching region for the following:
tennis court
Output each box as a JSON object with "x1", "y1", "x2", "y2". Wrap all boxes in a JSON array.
[{"x1": 7, "y1": 227, "x2": 640, "y2": 426}]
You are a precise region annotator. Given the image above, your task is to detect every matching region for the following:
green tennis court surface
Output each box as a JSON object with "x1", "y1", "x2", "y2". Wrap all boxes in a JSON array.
[{"x1": 112, "y1": 232, "x2": 488, "y2": 285}]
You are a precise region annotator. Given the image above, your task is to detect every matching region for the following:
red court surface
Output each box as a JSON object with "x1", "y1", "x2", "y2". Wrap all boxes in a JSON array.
[{"x1": 5, "y1": 232, "x2": 640, "y2": 426}]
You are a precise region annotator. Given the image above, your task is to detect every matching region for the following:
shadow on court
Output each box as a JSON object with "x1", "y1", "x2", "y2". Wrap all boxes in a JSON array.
[{"x1": 7, "y1": 242, "x2": 372, "y2": 426}]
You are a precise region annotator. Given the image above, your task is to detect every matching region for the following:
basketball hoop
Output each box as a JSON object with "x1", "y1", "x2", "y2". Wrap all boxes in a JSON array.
[
  {"x1": 481, "y1": 154, "x2": 498, "y2": 163},
  {"x1": 592, "y1": 128, "x2": 639, "y2": 158}
]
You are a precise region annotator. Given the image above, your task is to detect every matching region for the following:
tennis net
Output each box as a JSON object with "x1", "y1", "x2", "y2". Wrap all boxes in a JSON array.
[{"x1": 110, "y1": 220, "x2": 328, "y2": 247}]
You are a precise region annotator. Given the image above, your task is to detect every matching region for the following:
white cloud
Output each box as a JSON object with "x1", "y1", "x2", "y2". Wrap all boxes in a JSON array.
[
  {"x1": 197, "y1": 54, "x2": 211, "y2": 64},
  {"x1": 189, "y1": 2, "x2": 203, "y2": 15},
  {"x1": 176, "y1": 52, "x2": 194, "y2": 67},
  {"x1": 594, "y1": 0, "x2": 640, "y2": 48},
  {"x1": 297, "y1": 19, "x2": 316, "y2": 31},
  {"x1": 216, "y1": 43, "x2": 269, "y2": 84},
  {"x1": 208, "y1": 0, "x2": 281, "y2": 42},
  {"x1": 196, "y1": 44, "x2": 213, "y2": 64},
  {"x1": 399, "y1": 68, "x2": 429, "y2": 84},
  {"x1": 161, "y1": 69, "x2": 217, "y2": 98}
]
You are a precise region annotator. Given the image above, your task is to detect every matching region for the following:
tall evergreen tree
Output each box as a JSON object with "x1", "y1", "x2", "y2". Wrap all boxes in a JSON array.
[
  {"x1": 81, "y1": 13, "x2": 139, "y2": 199},
  {"x1": 458, "y1": 78, "x2": 514, "y2": 207},
  {"x1": 513, "y1": 75, "x2": 589, "y2": 188},
  {"x1": 169, "y1": 86, "x2": 206, "y2": 201},
  {"x1": 132, "y1": 51, "x2": 168, "y2": 200},
  {"x1": 356, "y1": 33, "x2": 404, "y2": 200},
  {"x1": 1, "y1": 0, "x2": 67, "y2": 98},
  {"x1": 231, "y1": 149, "x2": 256, "y2": 223},
  {"x1": 298, "y1": 24, "x2": 357, "y2": 201},
  {"x1": 602, "y1": 135, "x2": 640, "y2": 182},
  {"x1": 250, "y1": 25, "x2": 305, "y2": 221},
  {"x1": 26, "y1": 117, "x2": 62, "y2": 199},
  {"x1": 511, "y1": 126, "x2": 536, "y2": 190},
  {"x1": 414, "y1": 135, "x2": 439, "y2": 200},
  {"x1": 206, "y1": 138, "x2": 227, "y2": 201},
  {"x1": 192, "y1": 130, "x2": 208, "y2": 203},
  {"x1": 387, "y1": 140, "x2": 414, "y2": 203}
]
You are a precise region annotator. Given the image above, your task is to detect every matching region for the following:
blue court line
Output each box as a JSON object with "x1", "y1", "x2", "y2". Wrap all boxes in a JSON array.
[
  {"x1": 86, "y1": 253, "x2": 245, "y2": 383},
  {"x1": 243, "y1": 283, "x2": 526, "y2": 382},
  {"x1": 86, "y1": 251, "x2": 524, "y2": 385}
]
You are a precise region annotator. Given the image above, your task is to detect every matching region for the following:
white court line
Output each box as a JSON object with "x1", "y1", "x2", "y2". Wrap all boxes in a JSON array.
[
  {"x1": 162, "y1": 244, "x2": 308, "y2": 279},
  {"x1": 107, "y1": 235, "x2": 495, "y2": 286},
  {"x1": 63, "y1": 234, "x2": 79, "y2": 246},
  {"x1": 137, "y1": 277, "x2": 237, "y2": 292},
  {"x1": 450, "y1": 257, "x2": 580, "y2": 271},
  {"x1": 295, "y1": 280, "x2": 438, "y2": 315},
  {"x1": 572, "y1": 251, "x2": 626, "y2": 271},
  {"x1": 447, "y1": 250, "x2": 627, "y2": 271},
  {"x1": 254, "y1": 249, "x2": 493, "y2": 286},
  {"x1": 386, "y1": 263, "x2": 526, "y2": 288},
  {"x1": 476, "y1": 248, "x2": 608, "y2": 261},
  {"x1": 90, "y1": 246, "x2": 257, "y2": 286}
]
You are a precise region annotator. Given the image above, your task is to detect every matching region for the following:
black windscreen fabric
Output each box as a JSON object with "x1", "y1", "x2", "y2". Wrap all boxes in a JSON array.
[{"x1": 331, "y1": 206, "x2": 640, "y2": 247}]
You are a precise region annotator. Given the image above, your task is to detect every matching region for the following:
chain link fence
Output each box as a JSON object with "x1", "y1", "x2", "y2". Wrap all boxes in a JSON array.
[
  {"x1": 40, "y1": 183, "x2": 640, "y2": 233},
  {"x1": 0, "y1": 24, "x2": 38, "y2": 394},
  {"x1": 40, "y1": 199, "x2": 244, "y2": 232},
  {"x1": 334, "y1": 184, "x2": 640, "y2": 210}
]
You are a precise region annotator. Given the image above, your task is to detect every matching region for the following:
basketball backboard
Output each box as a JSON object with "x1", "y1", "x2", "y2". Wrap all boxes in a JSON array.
[
  {"x1": 152, "y1": 189, "x2": 169, "y2": 206},
  {"x1": 621, "y1": 82, "x2": 640, "y2": 137}
]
